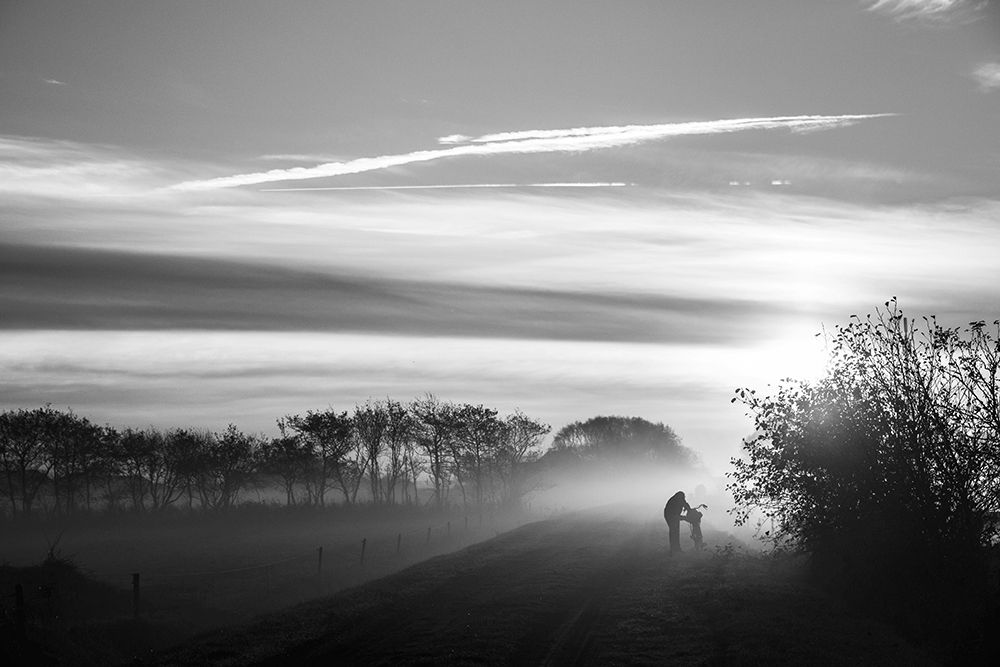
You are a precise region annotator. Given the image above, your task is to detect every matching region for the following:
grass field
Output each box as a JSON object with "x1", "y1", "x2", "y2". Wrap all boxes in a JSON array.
[
  {"x1": 144, "y1": 507, "x2": 945, "y2": 666},
  {"x1": 1, "y1": 504, "x2": 538, "y2": 666},
  {"x1": 7, "y1": 504, "x2": 996, "y2": 665}
]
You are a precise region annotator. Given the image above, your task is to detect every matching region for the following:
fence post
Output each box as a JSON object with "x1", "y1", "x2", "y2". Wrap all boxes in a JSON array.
[
  {"x1": 447, "y1": 520, "x2": 451, "y2": 536},
  {"x1": 14, "y1": 583, "x2": 26, "y2": 642},
  {"x1": 426, "y1": 526, "x2": 431, "y2": 545},
  {"x1": 317, "y1": 546, "x2": 323, "y2": 581},
  {"x1": 396, "y1": 533, "x2": 402, "y2": 555},
  {"x1": 131, "y1": 573, "x2": 140, "y2": 620},
  {"x1": 360, "y1": 538, "x2": 367, "y2": 565}
]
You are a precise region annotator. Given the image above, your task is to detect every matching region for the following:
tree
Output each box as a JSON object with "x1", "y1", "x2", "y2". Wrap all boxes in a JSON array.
[
  {"x1": 200, "y1": 425, "x2": 261, "y2": 509},
  {"x1": 451, "y1": 404, "x2": 505, "y2": 508},
  {"x1": 412, "y1": 395, "x2": 458, "y2": 509},
  {"x1": 549, "y1": 416, "x2": 694, "y2": 468},
  {"x1": 382, "y1": 399, "x2": 417, "y2": 504},
  {"x1": 167, "y1": 428, "x2": 213, "y2": 510},
  {"x1": 282, "y1": 409, "x2": 356, "y2": 505},
  {"x1": 494, "y1": 411, "x2": 549, "y2": 507},
  {"x1": 729, "y1": 300, "x2": 1000, "y2": 623},
  {"x1": 0, "y1": 407, "x2": 60, "y2": 517},
  {"x1": 118, "y1": 427, "x2": 186, "y2": 512},
  {"x1": 75, "y1": 422, "x2": 113, "y2": 512},
  {"x1": 353, "y1": 401, "x2": 389, "y2": 504},
  {"x1": 41, "y1": 407, "x2": 101, "y2": 515},
  {"x1": 260, "y1": 429, "x2": 314, "y2": 506},
  {"x1": 92, "y1": 425, "x2": 126, "y2": 512}
]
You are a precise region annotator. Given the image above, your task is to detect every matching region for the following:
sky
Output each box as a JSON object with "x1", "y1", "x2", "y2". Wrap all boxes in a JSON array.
[{"x1": 2, "y1": 1, "x2": 998, "y2": 473}]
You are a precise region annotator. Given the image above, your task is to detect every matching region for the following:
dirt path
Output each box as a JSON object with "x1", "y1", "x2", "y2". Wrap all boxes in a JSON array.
[{"x1": 149, "y1": 507, "x2": 936, "y2": 666}]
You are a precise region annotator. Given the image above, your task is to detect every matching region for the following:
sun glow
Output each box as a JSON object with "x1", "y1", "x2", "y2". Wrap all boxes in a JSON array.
[{"x1": 756, "y1": 333, "x2": 830, "y2": 383}]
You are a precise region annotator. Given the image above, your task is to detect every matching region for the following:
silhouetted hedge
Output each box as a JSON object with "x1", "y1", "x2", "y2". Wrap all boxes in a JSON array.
[{"x1": 729, "y1": 300, "x2": 1000, "y2": 657}]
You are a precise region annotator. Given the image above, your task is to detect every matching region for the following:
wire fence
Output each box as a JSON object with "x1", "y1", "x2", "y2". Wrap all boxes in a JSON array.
[
  {"x1": 0, "y1": 504, "x2": 565, "y2": 665},
  {"x1": 8, "y1": 511, "x2": 531, "y2": 628}
]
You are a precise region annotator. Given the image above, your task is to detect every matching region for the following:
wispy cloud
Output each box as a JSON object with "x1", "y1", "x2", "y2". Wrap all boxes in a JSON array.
[
  {"x1": 866, "y1": 0, "x2": 986, "y2": 22},
  {"x1": 0, "y1": 242, "x2": 787, "y2": 344},
  {"x1": 458, "y1": 115, "x2": 888, "y2": 144},
  {"x1": 0, "y1": 135, "x2": 164, "y2": 201},
  {"x1": 257, "y1": 153, "x2": 348, "y2": 162},
  {"x1": 971, "y1": 62, "x2": 1000, "y2": 92},
  {"x1": 438, "y1": 134, "x2": 473, "y2": 145},
  {"x1": 171, "y1": 114, "x2": 894, "y2": 191},
  {"x1": 260, "y1": 182, "x2": 630, "y2": 192}
]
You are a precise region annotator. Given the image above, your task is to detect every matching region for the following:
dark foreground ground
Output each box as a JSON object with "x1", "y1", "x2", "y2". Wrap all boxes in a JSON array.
[{"x1": 146, "y1": 507, "x2": 938, "y2": 666}]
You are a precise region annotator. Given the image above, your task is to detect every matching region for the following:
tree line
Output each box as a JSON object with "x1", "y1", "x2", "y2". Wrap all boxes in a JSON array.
[{"x1": 0, "y1": 396, "x2": 550, "y2": 519}]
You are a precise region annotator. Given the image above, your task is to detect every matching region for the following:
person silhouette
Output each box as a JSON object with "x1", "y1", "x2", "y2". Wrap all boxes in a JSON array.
[
  {"x1": 681, "y1": 503, "x2": 708, "y2": 550},
  {"x1": 663, "y1": 491, "x2": 691, "y2": 554}
]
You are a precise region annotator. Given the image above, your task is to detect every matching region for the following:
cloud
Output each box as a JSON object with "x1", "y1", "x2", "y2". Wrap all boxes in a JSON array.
[
  {"x1": 259, "y1": 182, "x2": 630, "y2": 192},
  {"x1": 0, "y1": 135, "x2": 170, "y2": 202},
  {"x1": 463, "y1": 115, "x2": 889, "y2": 144},
  {"x1": 42, "y1": 78, "x2": 67, "y2": 86},
  {"x1": 438, "y1": 134, "x2": 473, "y2": 145},
  {"x1": 972, "y1": 62, "x2": 1000, "y2": 92},
  {"x1": 257, "y1": 153, "x2": 348, "y2": 162},
  {"x1": 866, "y1": 0, "x2": 986, "y2": 22},
  {"x1": 171, "y1": 114, "x2": 894, "y2": 191},
  {"x1": 0, "y1": 242, "x2": 789, "y2": 345}
]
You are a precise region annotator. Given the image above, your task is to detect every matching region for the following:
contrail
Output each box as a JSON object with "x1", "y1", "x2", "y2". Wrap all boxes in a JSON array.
[
  {"x1": 460, "y1": 114, "x2": 892, "y2": 144},
  {"x1": 259, "y1": 182, "x2": 631, "y2": 192},
  {"x1": 172, "y1": 114, "x2": 894, "y2": 192}
]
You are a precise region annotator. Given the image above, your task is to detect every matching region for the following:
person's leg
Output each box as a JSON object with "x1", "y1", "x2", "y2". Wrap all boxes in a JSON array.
[{"x1": 668, "y1": 518, "x2": 681, "y2": 553}]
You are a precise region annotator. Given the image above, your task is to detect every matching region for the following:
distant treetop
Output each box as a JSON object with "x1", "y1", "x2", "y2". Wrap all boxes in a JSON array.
[{"x1": 547, "y1": 415, "x2": 696, "y2": 468}]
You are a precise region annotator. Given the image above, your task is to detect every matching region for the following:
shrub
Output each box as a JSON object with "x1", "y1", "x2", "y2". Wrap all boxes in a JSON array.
[{"x1": 728, "y1": 300, "x2": 999, "y2": 642}]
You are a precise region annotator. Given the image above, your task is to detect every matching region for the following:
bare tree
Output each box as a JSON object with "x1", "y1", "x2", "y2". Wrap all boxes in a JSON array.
[
  {"x1": 353, "y1": 401, "x2": 389, "y2": 504},
  {"x1": 0, "y1": 407, "x2": 61, "y2": 517},
  {"x1": 92, "y1": 426, "x2": 126, "y2": 512},
  {"x1": 282, "y1": 409, "x2": 355, "y2": 505},
  {"x1": 452, "y1": 404, "x2": 504, "y2": 508},
  {"x1": 260, "y1": 426, "x2": 313, "y2": 506},
  {"x1": 116, "y1": 427, "x2": 186, "y2": 511},
  {"x1": 200, "y1": 425, "x2": 260, "y2": 509},
  {"x1": 383, "y1": 399, "x2": 417, "y2": 504},
  {"x1": 43, "y1": 408, "x2": 101, "y2": 515},
  {"x1": 117, "y1": 428, "x2": 158, "y2": 512},
  {"x1": 494, "y1": 411, "x2": 549, "y2": 507},
  {"x1": 411, "y1": 395, "x2": 457, "y2": 509},
  {"x1": 168, "y1": 428, "x2": 213, "y2": 510}
]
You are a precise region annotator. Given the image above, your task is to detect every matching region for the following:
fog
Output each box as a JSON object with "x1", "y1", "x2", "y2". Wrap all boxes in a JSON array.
[{"x1": 527, "y1": 460, "x2": 760, "y2": 548}]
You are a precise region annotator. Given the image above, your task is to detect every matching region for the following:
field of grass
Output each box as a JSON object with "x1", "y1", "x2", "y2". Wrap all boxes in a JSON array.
[
  {"x1": 6, "y1": 504, "x2": 996, "y2": 665},
  {"x1": 144, "y1": 507, "x2": 946, "y2": 666},
  {"x1": 1, "y1": 504, "x2": 539, "y2": 666}
]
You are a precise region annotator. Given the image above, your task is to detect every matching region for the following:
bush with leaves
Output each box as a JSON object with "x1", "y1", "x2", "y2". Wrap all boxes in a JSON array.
[{"x1": 729, "y1": 300, "x2": 999, "y2": 636}]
